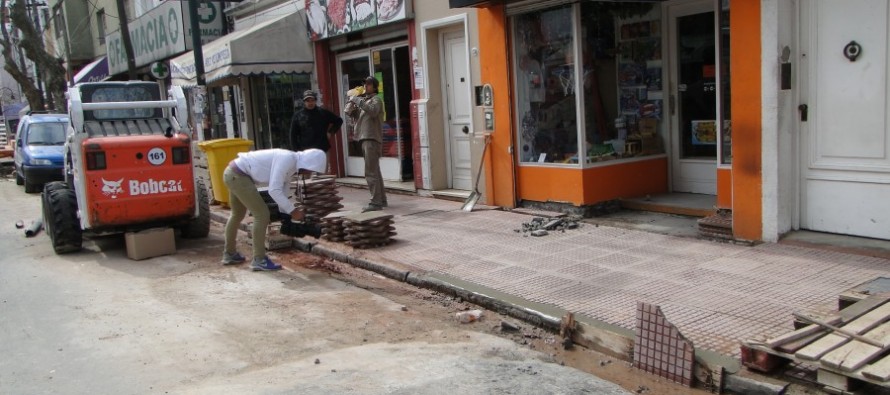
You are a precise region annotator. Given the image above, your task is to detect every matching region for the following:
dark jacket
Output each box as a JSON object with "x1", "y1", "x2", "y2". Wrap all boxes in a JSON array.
[{"x1": 289, "y1": 107, "x2": 343, "y2": 152}]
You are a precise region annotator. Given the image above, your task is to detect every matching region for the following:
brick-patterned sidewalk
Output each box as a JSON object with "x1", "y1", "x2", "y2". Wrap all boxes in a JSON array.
[{"x1": 212, "y1": 184, "x2": 889, "y2": 362}]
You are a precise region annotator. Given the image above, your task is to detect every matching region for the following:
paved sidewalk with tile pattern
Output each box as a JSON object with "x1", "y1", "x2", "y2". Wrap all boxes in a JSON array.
[{"x1": 218, "y1": 185, "x2": 890, "y2": 359}]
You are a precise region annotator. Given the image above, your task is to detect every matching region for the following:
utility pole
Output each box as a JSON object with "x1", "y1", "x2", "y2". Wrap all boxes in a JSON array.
[
  {"x1": 115, "y1": 0, "x2": 137, "y2": 80},
  {"x1": 187, "y1": 0, "x2": 205, "y2": 87},
  {"x1": 187, "y1": 0, "x2": 206, "y2": 140}
]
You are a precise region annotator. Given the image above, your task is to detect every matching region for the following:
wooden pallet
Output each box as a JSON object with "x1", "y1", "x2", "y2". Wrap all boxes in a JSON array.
[{"x1": 742, "y1": 293, "x2": 890, "y2": 391}]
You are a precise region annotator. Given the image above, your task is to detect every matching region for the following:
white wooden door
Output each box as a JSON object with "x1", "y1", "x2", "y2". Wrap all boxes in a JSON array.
[
  {"x1": 443, "y1": 31, "x2": 472, "y2": 190},
  {"x1": 667, "y1": 0, "x2": 717, "y2": 194},
  {"x1": 799, "y1": 1, "x2": 890, "y2": 239}
]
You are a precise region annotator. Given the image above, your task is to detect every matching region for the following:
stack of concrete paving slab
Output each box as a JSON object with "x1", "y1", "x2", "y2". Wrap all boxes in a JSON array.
[
  {"x1": 342, "y1": 211, "x2": 396, "y2": 249},
  {"x1": 320, "y1": 211, "x2": 351, "y2": 242},
  {"x1": 292, "y1": 175, "x2": 343, "y2": 219}
]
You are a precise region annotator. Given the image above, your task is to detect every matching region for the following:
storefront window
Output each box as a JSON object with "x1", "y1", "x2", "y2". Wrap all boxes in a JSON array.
[
  {"x1": 253, "y1": 74, "x2": 310, "y2": 149},
  {"x1": 513, "y1": 6, "x2": 578, "y2": 164},
  {"x1": 513, "y1": 2, "x2": 664, "y2": 166},
  {"x1": 594, "y1": 2, "x2": 663, "y2": 162}
]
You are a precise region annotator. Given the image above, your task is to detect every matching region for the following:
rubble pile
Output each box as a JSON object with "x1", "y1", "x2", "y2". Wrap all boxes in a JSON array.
[
  {"x1": 515, "y1": 215, "x2": 582, "y2": 237},
  {"x1": 343, "y1": 212, "x2": 396, "y2": 249},
  {"x1": 320, "y1": 211, "x2": 350, "y2": 242},
  {"x1": 292, "y1": 175, "x2": 343, "y2": 219}
]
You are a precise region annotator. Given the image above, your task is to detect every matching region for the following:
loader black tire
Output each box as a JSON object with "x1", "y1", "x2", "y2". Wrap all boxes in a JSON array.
[
  {"x1": 43, "y1": 181, "x2": 67, "y2": 195},
  {"x1": 180, "y1": 179, "x2": 210, "y2": 238},
  {"x1": 43, "y1": 184, "x2": 82, "y2": 254}
]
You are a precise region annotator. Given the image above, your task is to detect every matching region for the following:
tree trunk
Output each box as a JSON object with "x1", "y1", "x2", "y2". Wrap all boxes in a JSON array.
[
  {"x1": 9, "y1": 0, "x2": 67, "y2": 112},
  {"x1": 0, "y1": 0, "x2": 41, "y2": 110}
]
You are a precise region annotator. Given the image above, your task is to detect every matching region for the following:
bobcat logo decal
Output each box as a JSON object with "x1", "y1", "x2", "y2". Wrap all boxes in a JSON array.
[{"x1": 101, "y1": 178, "x2": 124, "y2": 199}]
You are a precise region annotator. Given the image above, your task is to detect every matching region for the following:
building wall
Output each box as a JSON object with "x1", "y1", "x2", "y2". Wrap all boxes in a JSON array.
[
  {"x1": 477, "y1": 5, "x2": 515, "y2": 207},
  {"x1": 413, "y1": 2, "x2": 482, "y2": 192},
  {"x1": 769, "y1": 0, "x2": 797, "y2": 242},
  {"x1": 49, "y1": 0, "x2": 93, "y2": 61}
]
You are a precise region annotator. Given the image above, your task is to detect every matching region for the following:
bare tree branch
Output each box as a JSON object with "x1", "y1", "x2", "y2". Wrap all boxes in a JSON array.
[
  {"x1": 9, "y1": 0, "x2": 67, "y2": 112},
  {"x1": 0, "y1": 0, "x2": 42, "y2": 110}
]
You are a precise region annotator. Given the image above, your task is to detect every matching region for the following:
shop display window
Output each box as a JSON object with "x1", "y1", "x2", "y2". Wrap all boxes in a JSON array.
[
  {"x1": 513, "y1": 6, "x2": 578, "y2": 164},
  {"x1": 269, "y1": 74, "x2": 311, "y2": 149},
  {"x1": 512, "y1": 2, "x2": 665, "y2": 166}
]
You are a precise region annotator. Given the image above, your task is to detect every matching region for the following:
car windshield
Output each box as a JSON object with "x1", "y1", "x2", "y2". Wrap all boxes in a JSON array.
[{"x1": 28, "y1": 122, "x2": 67, "y2": 145}]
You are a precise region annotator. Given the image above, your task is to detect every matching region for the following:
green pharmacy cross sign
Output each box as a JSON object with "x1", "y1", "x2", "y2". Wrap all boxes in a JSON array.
[
  {"x1": 151, "y1": 62, "x2": 170, "y2": 79},
  {"x1": 197, "y1": 2, "x2": 217, "y2": 24}
]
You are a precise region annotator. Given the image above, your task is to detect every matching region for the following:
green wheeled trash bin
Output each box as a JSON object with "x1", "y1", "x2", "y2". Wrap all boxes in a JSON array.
[{"x1": 198, "y1": 138, "x2": 253, "y2": 206}]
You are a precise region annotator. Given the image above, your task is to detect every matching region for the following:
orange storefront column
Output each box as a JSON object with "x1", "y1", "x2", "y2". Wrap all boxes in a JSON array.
[
  {"x1": 478, "y1": 6, "x2": 516, "y2": 208},
  {"x1": 730, "y1": 2, "x2": 762, "y2": 240}
]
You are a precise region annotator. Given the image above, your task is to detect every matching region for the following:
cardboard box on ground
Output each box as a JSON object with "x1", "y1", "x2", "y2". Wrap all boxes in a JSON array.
[{"x1": 125, "y1": 228, "x2": 176, "y2": 260}]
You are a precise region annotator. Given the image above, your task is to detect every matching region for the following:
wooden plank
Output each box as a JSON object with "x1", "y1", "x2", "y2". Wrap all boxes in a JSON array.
[
  {"x1": 768, "y1": 293, "x2": 890, "y2": 348},
  {"x1": 767, "y1": 318, "x2": 838, "y2": 348},
  {"x1": 861, "y1": 353, "x2": 890, "y2": 381},
  {"x1": 795, "y1": 302, "x2": 890, "y2": 361},
  {"x1": 777, "y1": 331, "x2": 829, "y2": 354},
  {"x1": 822, "y1": 321, "x2": 890, "y2": 371}
]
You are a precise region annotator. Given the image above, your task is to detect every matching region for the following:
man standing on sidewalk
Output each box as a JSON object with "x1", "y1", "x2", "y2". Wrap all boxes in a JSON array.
[
  {"x1": 289, "y1": 90, "x2": 343, "y2": 153},
  {"x1": 350, "y1": 76, "x2": 387, "y2": 212},
  {"x1": 221, "y1": 148, "x2": 327, "y2": 271}
]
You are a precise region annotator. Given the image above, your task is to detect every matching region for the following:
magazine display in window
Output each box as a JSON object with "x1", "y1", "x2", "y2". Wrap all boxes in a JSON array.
[{"x1": 616, "y1": 10, "x2": 664, "y2": 156}]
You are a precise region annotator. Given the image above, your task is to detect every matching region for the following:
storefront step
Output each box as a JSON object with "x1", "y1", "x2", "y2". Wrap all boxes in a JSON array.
[
  {"x1": 430, "y1": 189, "x2": 471, "y2": 203},
  {"x1": 620, "y1": 193, "x2": 716, "y2": 218}
]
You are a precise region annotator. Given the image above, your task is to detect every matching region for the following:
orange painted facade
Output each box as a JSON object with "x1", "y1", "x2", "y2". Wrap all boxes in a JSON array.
[
  {"x1": 517, "y1": 158, "x2": 668, "y2": 204},
  {"x1": 475, "y1": 1, "x2": 762, "y2": 239},
  {"x1": 729, "y1": 2, "x2": 762, "y2": 240},
  {"x1": 477, "y1": 6, "x2": 516, "y2": 208}
]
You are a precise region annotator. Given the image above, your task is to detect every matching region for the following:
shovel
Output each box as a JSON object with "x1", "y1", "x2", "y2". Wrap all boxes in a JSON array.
[{"x1": 462, "y1": 134, "x2": 491, "y2": 212}]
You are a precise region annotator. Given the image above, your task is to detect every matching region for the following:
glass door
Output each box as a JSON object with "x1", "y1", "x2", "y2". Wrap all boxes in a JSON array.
[
  {"x1": 338, "y1": 45, "x2": 412, "y2": 181},
  {"x1": 668, "y1": 0, "x2": 717, "y2": 194}
]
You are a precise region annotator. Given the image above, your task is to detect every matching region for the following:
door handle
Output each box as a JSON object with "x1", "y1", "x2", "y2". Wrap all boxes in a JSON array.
[
  {"x1": 462, "y1": 125, "x2": 469, "y2": 134},
  {"x1": 798, "y1": 104, "x2": 808, "y2": 122}
]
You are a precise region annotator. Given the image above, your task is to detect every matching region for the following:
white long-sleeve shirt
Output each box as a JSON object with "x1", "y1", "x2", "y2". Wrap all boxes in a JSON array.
[{"x1": 231, "y1": 148, "x2": 326, "y2": 214}]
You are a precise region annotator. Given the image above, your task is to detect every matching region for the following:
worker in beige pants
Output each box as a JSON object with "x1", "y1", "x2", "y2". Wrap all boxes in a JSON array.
[{"x1": 222, "y1": 148, "x2": 327, "y2": 271}]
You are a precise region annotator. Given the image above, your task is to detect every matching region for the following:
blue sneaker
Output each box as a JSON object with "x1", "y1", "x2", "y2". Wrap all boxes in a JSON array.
[
  {"x1": 251, "y1": 256, "x2": 282, "y2": 271},
  {"x1": 221, "y1": 251, "x2": 247, "y2": 265}
]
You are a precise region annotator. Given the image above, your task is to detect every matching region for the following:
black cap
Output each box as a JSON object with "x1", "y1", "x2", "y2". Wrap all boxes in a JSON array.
[
  {"x1": 364, "y1": 76, "x2": 379, "y2": 89},
  {"x1": 302, "y1": 90, "x2": 317, "y2": 100}
]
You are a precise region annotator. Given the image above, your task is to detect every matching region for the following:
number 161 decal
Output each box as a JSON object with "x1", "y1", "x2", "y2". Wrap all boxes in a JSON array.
[{"x1": 147, "y1": 147, "x2": 167, "y2": 166}]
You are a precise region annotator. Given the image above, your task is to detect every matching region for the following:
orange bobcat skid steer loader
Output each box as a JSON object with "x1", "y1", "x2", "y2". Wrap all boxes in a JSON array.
[{"x1": 42, "y1": 81, "x2": 209, "y2": 254}]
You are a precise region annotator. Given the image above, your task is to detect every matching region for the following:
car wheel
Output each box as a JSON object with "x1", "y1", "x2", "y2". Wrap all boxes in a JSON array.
[
  {"x1": 24, "y1": 177, "x2": 40, "y2": 193},
  {"x1": 15, "y1": 168, "x2": 23, "y2": 185}
]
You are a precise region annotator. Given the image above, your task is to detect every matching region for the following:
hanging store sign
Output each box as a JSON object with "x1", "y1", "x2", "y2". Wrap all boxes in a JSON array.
[
  {"x1": 107, "y1": 1, "x2": 223, "y2": 75},
  {"x1": 306, "y1": 0, "x2": 413, "y2": 40}
]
